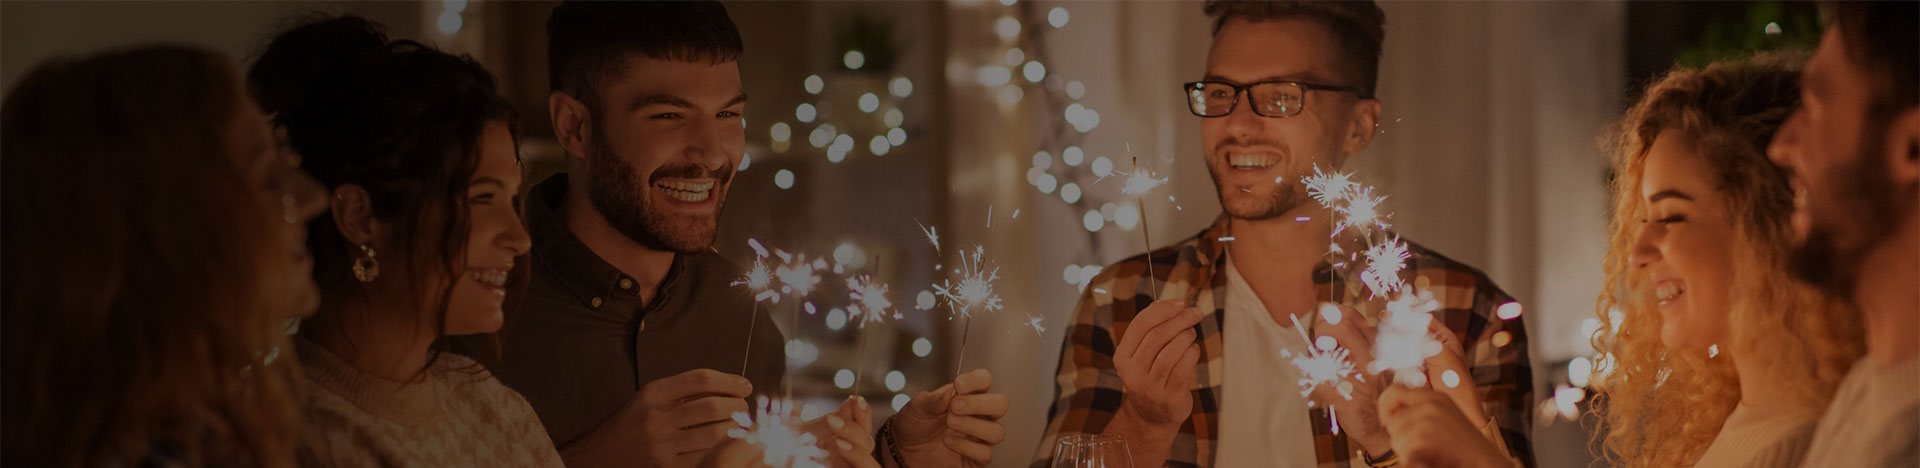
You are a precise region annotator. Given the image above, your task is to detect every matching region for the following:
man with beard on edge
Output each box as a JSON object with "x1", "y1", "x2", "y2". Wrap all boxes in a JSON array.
[
  {"x1": 466, "y1": 2, "x2": 1010, "y2": 468},
  {"x1": 1030, "y1": 2, "x2": 1534, "y2": 467},
  {"x1": 1766, "y1": 2, "x2": 1919, "y2": 466}
]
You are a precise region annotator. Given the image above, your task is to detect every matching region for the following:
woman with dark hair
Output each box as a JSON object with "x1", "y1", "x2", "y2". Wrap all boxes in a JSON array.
[
  {"x1": 2, "y1": 45, "x2": 328, "y2": 467},
  {"x1": 248, "y1": 16, "x2": 563, "y2": 467}
]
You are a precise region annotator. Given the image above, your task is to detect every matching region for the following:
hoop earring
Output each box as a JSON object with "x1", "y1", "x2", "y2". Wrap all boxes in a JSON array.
[{"x1": 352, "y1": 243, "x2": 380, "y2": 283}]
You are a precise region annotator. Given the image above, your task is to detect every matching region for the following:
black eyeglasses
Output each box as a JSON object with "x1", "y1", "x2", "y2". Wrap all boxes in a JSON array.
[{"x1": 1182, "y1": 80, "x2": 1365, "y2": 118}]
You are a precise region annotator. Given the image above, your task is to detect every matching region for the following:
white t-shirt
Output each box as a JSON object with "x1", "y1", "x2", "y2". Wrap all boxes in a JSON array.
[{"x1": 1213, "y1": 257, "x2": 1321, "y2": 467}]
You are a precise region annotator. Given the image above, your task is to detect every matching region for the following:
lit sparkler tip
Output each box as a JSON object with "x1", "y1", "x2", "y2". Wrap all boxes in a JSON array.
[
  {"x1": 846, "y1": 275, "x2": 895, "y2": 328},
  {"x1": 775, "y1": 254, "x2": 822, "y2": 299},
  {"x1": 1301, "y1": 164, "x2": 1360, "y2": 207},
  {"x1": 1373, "y1": 289, "x2": 1443, "y2": 387},
  {"x1": 933, "y1": 245, "x2": 1004, "y2": 319},
  {"x1": 1023, "y1": 315, "x2": 1047, "y2": 336},
  {"x1": 733, "y1": 258, "x2": 778, "y2": 302},
  {"x1": 1287, "y1": 314, "x2": 1361, "y2": 401},
  {"x1": 1360, "y1": 236, "x2": 1411, "y2": 299},
  {"x1": 1119, "y1": 167, "x2": 1169, "y2": 195},
  {"x1": 1333, "y1": 186, "x2": 1390, "y2": 236},
  {"x1": 730, "y1": 396, "x2": 830, "y2": 468}
]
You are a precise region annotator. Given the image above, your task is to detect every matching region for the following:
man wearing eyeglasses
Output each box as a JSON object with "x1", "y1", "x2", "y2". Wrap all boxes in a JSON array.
[{"x1": 1032, "y1": 2, "x2": 1535, "y2": 467}]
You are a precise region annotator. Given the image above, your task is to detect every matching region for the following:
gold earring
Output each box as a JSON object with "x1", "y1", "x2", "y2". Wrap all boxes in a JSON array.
[{"x1": 352, "y1": 243, "x2": 380, "y2": 283}]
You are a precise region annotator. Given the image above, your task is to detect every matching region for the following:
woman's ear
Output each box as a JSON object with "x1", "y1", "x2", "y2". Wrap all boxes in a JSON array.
[{"x1": 329, "y1": 184, "x2": 379, "y2": 246}]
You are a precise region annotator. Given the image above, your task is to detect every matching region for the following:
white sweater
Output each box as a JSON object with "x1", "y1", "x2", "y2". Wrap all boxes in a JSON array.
[
  {"x1": 1797, "y1": 355, "x2": 1920, "y2": 468},
  {"x1": 1692, "y1": 403, "x2": 1820, "y2": 468},
  {"x1": 295, "y1": 338, "x2": 566, "y2": 468}
]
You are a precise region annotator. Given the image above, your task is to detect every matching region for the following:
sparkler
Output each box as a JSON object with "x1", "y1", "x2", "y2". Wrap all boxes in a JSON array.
[
  {"x1": 1285, "y1": 313, "x2": 1362, "y2": 434},
  {"x1": 1122, "y1": 157, "x2": 1169, "y2": 298},
  {"x1": 1333, "y1": 186, "x2": 1389, "y2": 237},
  {"x1": 846, "y1": 275, "x2": 898, "y2": 328},
  {"x1": 934, "y1": 245, "x2": 1003, "y2": 376},
  {"x1": 1297, "y1": 163, "x2": 1446, "y2": 435},
  {"x1": 732, "y1": 239, "x2": 780, "y2": 376},
  {"x1": 1372, "y1": 289, "x2": 1443, "y2": 387},
  {"x1": 1021, "y1": 314, "x2": 1047, "y2": 336},
  {"x1": 1287, "y1": 315, "x2": 1362, "y2": 399},
  {"x1": 1302, "y1": 164, "x2": 1360, "y2": 206},
  {"x1": 846, "y1": 274, "x2": 899, "y2": 393},
  {"x1": 932, "y1": 245, "x2": 1004, "y2": 320},
  {"x1": 773, "y1": 250, "x2": 822, "y2": 399},
  {"x1": 729, "y1": 396, "x2": 830, "y2": 468},
  {"x1": 1359, "y1": 237, "x2": 1410, "y2": 300}
]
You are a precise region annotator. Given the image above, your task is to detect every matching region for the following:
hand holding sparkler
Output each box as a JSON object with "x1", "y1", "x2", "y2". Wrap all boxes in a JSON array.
[
  {"x1": 798, "y1": 396, "x2": 881, "y2": 468},
  {"x1": 888, "y1": 369, "x2": 1011, "y2": 467},
  {"x1": 1111, "y1": 300, "x2": 1203, "y2": 429},
  {"x1": 566, "y1": 369, "x2": 751, "y2": 468},
  {"x1": 1377, "y1": 385, "x2": 1515, "y2": 468},
  {"x1": 1419, "y1": 318, "x2": 1489, "y2": 430}
]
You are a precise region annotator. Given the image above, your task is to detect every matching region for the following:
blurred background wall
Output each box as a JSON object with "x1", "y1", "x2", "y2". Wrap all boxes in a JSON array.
[{"x1": 1, "y1": 1, "x2": 1822, "y2": 466}]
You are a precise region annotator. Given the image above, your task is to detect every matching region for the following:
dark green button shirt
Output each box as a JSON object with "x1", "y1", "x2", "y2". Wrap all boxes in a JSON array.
[{"x1": 478, "y1": 174, "x2": 786, "y2": 449}]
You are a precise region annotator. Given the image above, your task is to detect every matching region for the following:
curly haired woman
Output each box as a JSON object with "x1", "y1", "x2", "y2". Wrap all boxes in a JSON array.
[{"x1": 1589, "y1": 51, "x2": 1865, "y2": 468}]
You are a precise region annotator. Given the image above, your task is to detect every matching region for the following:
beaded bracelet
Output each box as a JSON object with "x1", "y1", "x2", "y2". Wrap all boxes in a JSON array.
[{"x1": 877, "y1": 418, "x2": 912, "y2": 468}]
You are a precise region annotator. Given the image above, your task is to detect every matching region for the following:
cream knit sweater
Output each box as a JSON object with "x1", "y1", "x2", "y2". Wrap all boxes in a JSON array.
[
  {"x1": 1798, "y1": 355, "x2": 1920, "y2": 468},
  {"x1": 1692, "y1": 403, "x2": 1821, "y2": 468},
  {"x1": 295, "y1": 338, "x2": 566, "y2": 468}
]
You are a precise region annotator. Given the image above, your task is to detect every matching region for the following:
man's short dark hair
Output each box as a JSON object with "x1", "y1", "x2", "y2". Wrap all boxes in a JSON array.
[
  {"x1": 1204, "y1": 0, "x2": 1386, "y2": 98},
  {"x1": 546, "y1": 0, "x2": 743, "y2": 114},
  {"x1": 1823, "y1": 1, "x2": 1917, "y2": 113}
]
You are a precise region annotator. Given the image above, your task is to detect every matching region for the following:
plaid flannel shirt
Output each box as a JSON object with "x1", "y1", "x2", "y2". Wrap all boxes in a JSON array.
[{"x1": 1032, "y1": 216, "x2": 1536, "y2": 468}]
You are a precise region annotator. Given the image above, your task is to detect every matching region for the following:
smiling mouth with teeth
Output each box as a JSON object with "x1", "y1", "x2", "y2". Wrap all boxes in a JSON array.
[
  {"x1": 1227, "y1": 152, "x2": 1280, "y2": 169},
  {"x1": 468, "y1": 268, "x2": 509, "y2": 296},
  {"x1": 654, "y1": 179, "x2": 715, "y2": 203},
  {"x1": 1655, "y1": 281, "x2": 1687, "y2": 304}
]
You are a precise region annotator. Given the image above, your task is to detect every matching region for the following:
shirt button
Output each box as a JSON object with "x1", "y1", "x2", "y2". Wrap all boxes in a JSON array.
[
  {"x1": 591, "y1": 297, "x2": 603, "y2": 308},
  {"x1": 619, "y1": 278, "x2": 634, "y2": 290}
]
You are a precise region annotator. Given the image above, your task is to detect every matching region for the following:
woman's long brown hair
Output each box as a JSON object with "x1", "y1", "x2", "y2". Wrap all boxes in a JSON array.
[{"x1": 1, "y1": 46, "x2": 302, "y2": 468}]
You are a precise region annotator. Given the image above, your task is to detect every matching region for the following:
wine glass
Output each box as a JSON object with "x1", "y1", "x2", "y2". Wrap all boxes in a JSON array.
[{"x1": 1050, "y1": 433, "x2": 1133, "y2": 468}]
